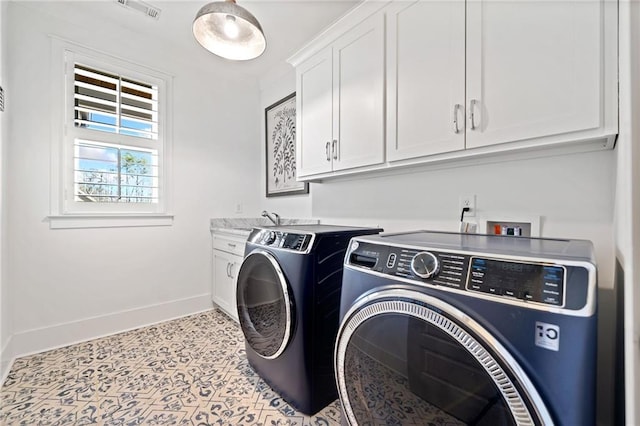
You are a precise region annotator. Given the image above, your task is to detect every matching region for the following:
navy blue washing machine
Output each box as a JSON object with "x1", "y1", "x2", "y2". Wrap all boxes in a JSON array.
[
  {"x1": 235, "y1": 224, "x2": 382, "y2": 414},
  {"x1": 335, "y1": 231, "x2": 597, "y2": 426}
]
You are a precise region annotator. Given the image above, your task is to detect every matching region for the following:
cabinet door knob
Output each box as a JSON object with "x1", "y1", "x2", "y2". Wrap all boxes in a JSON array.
[
  {"x1": 469, "y1": 99, "x2": 479, "y2": 131},
  {"x1": 325, "y1": 141, "x2": 331, "y2": 161},
  {"x1": 229, "y1": 263, "x2": 235, "y2": 279},
  {"x1": 332, "y1": 139, "x2": 338, "y2": 160},
  {"x1": 453, "y1": 104, "x2": 463, "y2": 134}
]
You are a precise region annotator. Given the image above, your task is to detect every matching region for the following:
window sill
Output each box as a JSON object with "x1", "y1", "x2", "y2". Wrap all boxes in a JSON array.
[{"x1": 48, "y1": 214, "x2": 174, "y2": 229}]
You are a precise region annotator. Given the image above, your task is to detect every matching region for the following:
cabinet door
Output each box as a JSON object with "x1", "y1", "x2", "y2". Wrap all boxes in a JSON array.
[
  {"x1": 228, "y1": 259, "x2": 240, "y2": 322},
  {"x1": 212, "y1": 250, "x2": 238, "y2": 321},
  {"x1": 387, "y1": 0, "x2": 465, "y2": 161},
  {"x1": 466, "y1": 0, "x2": 602, "y2": 149},
  {"x1": 296, "y1": 47, "x2": 334, "y2": 177},
  {"x1": 332, "y1": 11, "x2": 385, "y2": 171}
]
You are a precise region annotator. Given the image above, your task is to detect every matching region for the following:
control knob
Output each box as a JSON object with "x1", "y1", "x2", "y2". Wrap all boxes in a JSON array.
[
  {"x1": 264, "y1": 231, "x2": 277, "y2": 245},
  {"x1": 410, "y1": 251, "x2": 440, "y2": 279}
]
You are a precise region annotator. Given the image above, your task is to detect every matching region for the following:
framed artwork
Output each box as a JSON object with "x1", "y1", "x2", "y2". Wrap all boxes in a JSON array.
[{"x1": 265, "y1": 92, "x2": 308, "y2": 197}]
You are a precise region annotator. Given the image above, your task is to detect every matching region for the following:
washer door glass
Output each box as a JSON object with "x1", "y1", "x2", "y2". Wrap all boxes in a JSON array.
[
  {"x1": 335, "y1": 290, "x2": 548, "y2": 426},
  {"x1": 236, "y1": 250, "x2": 293, "y2": 359}
]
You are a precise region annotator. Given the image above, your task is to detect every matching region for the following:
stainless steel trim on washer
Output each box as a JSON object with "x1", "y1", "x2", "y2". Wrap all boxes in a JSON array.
[
  {"x1": 335, "y1": 288, "x2": 554, "y2": 426},
  {"x1": 344, "y1": 240, "x2": 596, "y2": 317},
  {"x1": 240, "y1": 249, "x2": 293, "y2": 360}
]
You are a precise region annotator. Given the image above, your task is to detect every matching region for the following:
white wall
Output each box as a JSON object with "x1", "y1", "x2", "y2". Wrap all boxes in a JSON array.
[
  {"x1": 4, "y1": 2, "x2": 263, "y2": 361},
  {"x1": 617, "y1": 1, "x2": 640, "y2": 424},
  {"x1": 0, "y1": 0, "x2": 11, "y2": 381}
]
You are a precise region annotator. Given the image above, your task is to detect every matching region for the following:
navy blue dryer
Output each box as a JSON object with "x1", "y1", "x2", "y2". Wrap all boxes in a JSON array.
[
  {"x1": 235, "y1": 224, "x2": 382, "y2": 415},
  {"x1": 335, "y1": 231, "x2": 597, "y2": 426}
]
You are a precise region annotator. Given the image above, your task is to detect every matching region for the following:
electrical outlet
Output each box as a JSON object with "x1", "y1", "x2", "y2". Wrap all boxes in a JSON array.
[{"x1": 459, "y1": 194, "x2": 476, "y2": 217}]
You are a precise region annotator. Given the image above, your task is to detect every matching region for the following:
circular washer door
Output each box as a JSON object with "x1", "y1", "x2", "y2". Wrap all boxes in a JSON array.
[
  {"x1": 236, "y1": 250, "x2": 293, "y2": 359},
  {"x1": 335, "y1": 288, "x2": 552, "y2": 426}
]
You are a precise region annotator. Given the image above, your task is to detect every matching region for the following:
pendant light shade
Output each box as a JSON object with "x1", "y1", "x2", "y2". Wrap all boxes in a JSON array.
[{"x1": 193, "y1": 0, "x2": 266, "y2": 61}]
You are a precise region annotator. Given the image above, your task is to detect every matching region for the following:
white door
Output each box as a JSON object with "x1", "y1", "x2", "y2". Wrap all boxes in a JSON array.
[
  {"x1": 465, "y1": 0, "x2": 602, "y2": 149},
  {"x1": 296, "y1": 47, "x2": 334, "y2": 177},
  {"x1": 333, "y1": 11, "x2": 386, "y2": 171},
  {"x1": 213, "y1": 251, "x2": 236, "y2": 319},
  {"x1": 228, "y1": 259, "x2": 240, "y2": 322},
  {"x1": 387, "y1": 0, "x2": 466, "y2": 161}
]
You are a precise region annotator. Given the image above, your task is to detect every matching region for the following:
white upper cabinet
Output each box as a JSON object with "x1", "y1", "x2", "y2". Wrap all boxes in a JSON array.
[
  {"x1": 386, "y1": 0, "x2": 466, "y2": 161},
  {"x1": 293, "y1": 7, "x2": 386, "y2": 179},
  {"x1": 289, "y1": 0, "x2": 616, "y2": 179},
  {"x1": 465, "y1": 0, "x2": 612, "y2": 149},
  {"x1": 332, "y1": 11, "x2": 385, "y2": 172},
  {"x1": 297, "y1": 47, "x2": 334, "y2": 177}
]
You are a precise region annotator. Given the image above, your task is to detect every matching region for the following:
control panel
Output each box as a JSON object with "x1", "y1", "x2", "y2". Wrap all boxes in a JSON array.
[
  {"x1": 250, "y1": 229, "x2": 312, "y2": 252},
  {"x1": 347, "y1": 241, "x2": 565, "y2": 307},
  {"x1": 468, "y1": 257, "x2": 564, "y2": 305}
]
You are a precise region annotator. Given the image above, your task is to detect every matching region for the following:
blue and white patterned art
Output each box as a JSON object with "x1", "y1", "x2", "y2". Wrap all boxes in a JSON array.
[{"x1": 265, "y1": 93, "x2": 308, "y2": 197}]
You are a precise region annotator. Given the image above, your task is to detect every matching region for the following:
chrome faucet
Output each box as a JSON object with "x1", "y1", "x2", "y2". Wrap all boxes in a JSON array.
[{"x1": 261, "y1": 210, "x2": 280, "y2": 226}]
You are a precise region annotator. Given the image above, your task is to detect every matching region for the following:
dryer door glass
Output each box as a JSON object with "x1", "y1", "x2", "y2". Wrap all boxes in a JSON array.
[
  {"x1": 236, "y1": 251, "x2": 293, "y2": 359},
  {"x1": 335, "y1": 292, "x2": 544, "y2": 425}
]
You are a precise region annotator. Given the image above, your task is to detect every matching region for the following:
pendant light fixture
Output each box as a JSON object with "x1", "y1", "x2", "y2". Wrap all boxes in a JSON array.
[{"x1": 192, "y1": 0, "x2": 266, "y2": 61}]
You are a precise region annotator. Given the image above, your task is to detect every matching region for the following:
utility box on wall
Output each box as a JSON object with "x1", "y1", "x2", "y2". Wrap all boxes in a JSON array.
[
  {"x1": 482, "y1": 215, "x2": 540, "y2": 237},
  {"x1": 487, "y1": 220, "x2": 531, "y2": 237}
]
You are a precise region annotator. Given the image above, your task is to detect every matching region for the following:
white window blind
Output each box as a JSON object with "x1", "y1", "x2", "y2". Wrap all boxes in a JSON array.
[
  {"x1": 66, "y1": 58, "x2": 165, "y2": 209},
  {"x1": 73, "y1": 63, "x2": 159, "y2": 139}
]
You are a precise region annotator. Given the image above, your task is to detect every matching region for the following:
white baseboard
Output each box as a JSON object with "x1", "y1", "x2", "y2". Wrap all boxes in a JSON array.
[
  {"x1": 1, "y1": 335, "x2": 13, "y2": 385},
  {"x1": 3, "y1": 294, "x2": 212, "y2": 380}
]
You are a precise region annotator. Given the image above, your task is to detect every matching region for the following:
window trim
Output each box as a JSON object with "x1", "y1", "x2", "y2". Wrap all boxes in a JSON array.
[{"x1": 49, "y1": 37, "x2": 173, "y2": 229}]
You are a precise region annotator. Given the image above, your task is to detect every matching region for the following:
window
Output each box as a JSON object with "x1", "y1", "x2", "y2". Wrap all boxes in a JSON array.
[
  {"x1": 73, "y1": 63, "x2": 159, "y2": 205},
  {"x1": 50, "y1": 40, "x2": 172, "y2": 228}
]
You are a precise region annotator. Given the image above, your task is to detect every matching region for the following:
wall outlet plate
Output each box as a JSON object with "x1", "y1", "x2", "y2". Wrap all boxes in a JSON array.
[{"x1": 459, "y1": 194, "x2": 476, "y2": 217}]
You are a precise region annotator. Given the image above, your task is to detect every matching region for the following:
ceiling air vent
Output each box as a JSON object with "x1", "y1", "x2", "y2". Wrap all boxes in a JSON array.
[{"x1": 115, "y1": 0, "x2": 161, "y2": 20}]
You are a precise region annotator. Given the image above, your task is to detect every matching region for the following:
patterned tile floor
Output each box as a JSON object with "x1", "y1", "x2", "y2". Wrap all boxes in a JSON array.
[{"x1": 0, "y1": 309, "x2": 341, "y2": 425}]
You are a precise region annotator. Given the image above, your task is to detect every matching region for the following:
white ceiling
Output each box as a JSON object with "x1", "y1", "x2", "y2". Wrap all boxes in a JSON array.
[{"x1": 17, "y1": 0, "x2": 359, "y2": 80}]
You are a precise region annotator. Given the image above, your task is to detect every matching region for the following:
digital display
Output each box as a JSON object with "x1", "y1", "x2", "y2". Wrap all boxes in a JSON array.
[{"x1": 468, "y1": 257, "x2": 564, "y2": 306}]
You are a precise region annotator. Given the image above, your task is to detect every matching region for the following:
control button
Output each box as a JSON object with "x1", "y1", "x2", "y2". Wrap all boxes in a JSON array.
[
  {"x1": 486, "y1": 287, "x2": 500, "y2": 295},
  {"x1": 522, "y1": 291, "x2": 535, "y2": 301},
  {"x1": 543, "y1": 296, "x2": 561, "y2": 305},
  {"x1": 386, "y1": 253, "x2": 397, "y2": 269},
  {"x1": 503, "y1": 289, "x2": 517, "y2": 298},
  {"x1": 469, "y1": 283, "x2": 482, "y2": 291}
]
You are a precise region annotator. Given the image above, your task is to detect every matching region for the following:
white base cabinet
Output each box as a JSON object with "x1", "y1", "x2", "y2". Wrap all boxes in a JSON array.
[{"x1": 211, "y1": 232, "x2": 246, "y2": 322}]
